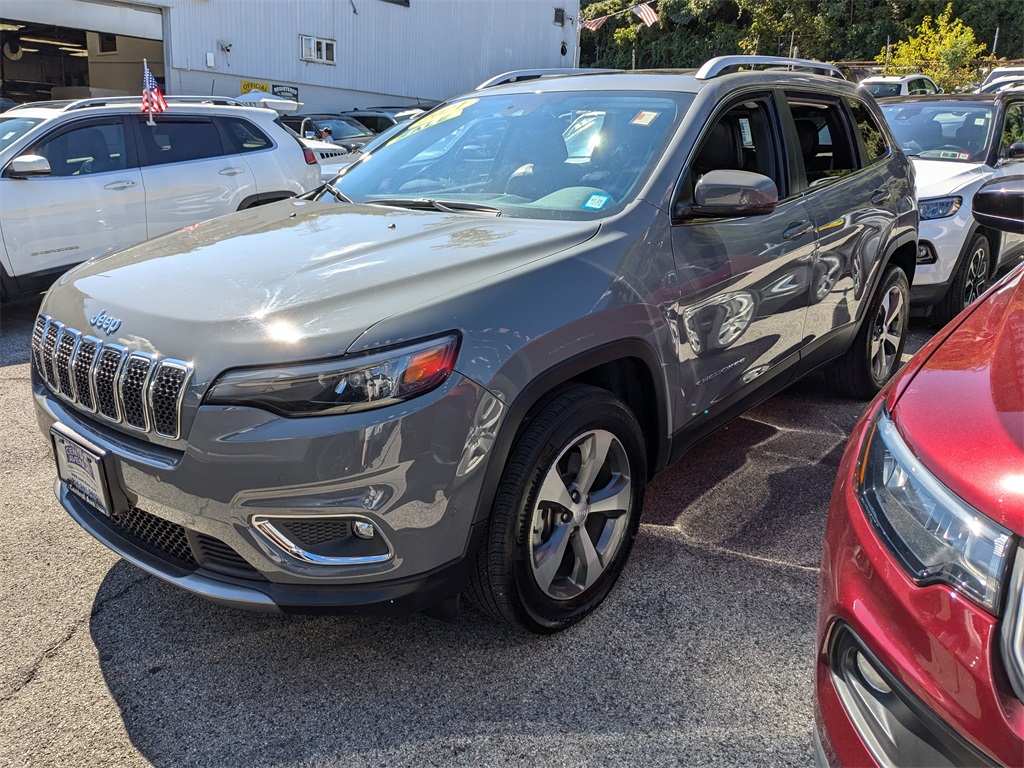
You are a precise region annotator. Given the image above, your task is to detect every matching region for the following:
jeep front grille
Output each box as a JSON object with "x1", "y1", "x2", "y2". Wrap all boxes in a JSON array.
[{"x1": 31, "y1": 315, "x2": 192, "y2": 439}]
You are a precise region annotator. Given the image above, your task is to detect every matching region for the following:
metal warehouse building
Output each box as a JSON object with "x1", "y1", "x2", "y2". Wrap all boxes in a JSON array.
[{"x1": 0, "y1": 0, "x2": 582, "y2": 111}]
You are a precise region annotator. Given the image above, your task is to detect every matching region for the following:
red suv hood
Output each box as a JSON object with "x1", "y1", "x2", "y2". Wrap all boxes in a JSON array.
[{"x1": 893, "y1": 266, "x2": 1024, "y2": 532}]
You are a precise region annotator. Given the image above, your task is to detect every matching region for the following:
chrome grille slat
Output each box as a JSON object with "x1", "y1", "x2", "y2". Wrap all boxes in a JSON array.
[
  {"x1": 55, "y1": 328, "x2": 81, "y2": 401},
  {"x1": 94, "y1": 345, "x2": 127, "y2": 422},
  {"x1": 149, "y1": 361, "x2": 191, "y2": 439},
  {"x1": 119, "y1": 353, "x2": 155, "y2": 431},
  {"x1": 41, "y1": 321, "x2": 61, "y2": 387},
  {"x1": 71, "y1": 337, "x2": 100, "y2": 412},
  {"x1": 34, "y1": 313, "x2": 192, "y2": 439},
  {"x1": 31, "y1": 316, "x2": 47, "y2": 373}
]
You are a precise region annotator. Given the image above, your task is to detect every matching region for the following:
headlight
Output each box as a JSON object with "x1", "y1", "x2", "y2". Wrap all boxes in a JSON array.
[
  {"x1": 918, "y1": 195, "x2": 962, "y2": 220},
  {"x1": 205, "y1": 334, "x2": 460, "y2": 417},
  {"x1": 857, "y1": 408, "x2": 1014, "y2": 614}
]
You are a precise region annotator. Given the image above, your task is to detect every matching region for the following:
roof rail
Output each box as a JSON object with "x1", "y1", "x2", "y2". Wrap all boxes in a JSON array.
[
  {"x1": 59, "y1": 95, "x2": 244, "y2": 111},
  {"x1": 695, "y1": 56, "x2": 845, "y2": 80},
  {"x1": 476, "y1": 68, "x2": 619, "y2": 90}
]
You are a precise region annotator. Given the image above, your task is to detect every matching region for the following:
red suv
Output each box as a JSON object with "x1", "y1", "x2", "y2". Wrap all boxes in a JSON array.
[{"x1": 815, "y1": 178, "x2": 1024, "y2": 765}]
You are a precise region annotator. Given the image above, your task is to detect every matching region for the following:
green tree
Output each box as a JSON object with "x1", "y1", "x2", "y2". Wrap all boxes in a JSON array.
[{"x1": 876, "y1": 3, "x2": 987, "y2": 91}]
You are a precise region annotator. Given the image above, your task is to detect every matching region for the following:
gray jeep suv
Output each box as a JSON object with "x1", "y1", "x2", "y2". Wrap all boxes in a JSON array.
[{"x1": 32, "y1": 57, "x2": 917, "y2": 633}]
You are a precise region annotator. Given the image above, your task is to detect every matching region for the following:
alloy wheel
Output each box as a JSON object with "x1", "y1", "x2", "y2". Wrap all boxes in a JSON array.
[
  {"x1": 528, "y1": 429, "x2": 632, "y2": 600},
  {"x1": 870, "y1": 284, "x2": 905, "y2": 381},
  {"x1": 962, "y1": 245, "x2": 989, "y2": 308}
]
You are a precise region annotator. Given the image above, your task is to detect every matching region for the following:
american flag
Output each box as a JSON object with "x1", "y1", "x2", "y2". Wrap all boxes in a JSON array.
[
  {"x1": 142, "y1": 60, "x2": 167, "y2": 114},
  {"x1": 631, "y1": 3, "x2": 659, "y2": 27},
  {"x1": 583, "y1": 16, "x2": 607, "y2": 31}
]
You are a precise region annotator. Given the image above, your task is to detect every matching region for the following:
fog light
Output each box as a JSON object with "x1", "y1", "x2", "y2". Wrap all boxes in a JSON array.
[
  {"x1": 353, "y1": 521, "x2": 376, "y2": 539},
  {"x1": 855, "y1": 650, "x2": 892, "y2": 694},
  {"x1": 916, "y1": 244, "x2": 936, "y2": 264}
]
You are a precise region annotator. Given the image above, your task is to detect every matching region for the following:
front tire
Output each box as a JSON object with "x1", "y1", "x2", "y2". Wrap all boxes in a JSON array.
[
  {"x1": 826, "y1": 264, "x2": 909, "y2": 399},
  {"x1": 467, "y1": 385, "x2": 646, "y2": 633},
  {"x1": 930, "y1": 233, "x2": 990, "y2": 329}
]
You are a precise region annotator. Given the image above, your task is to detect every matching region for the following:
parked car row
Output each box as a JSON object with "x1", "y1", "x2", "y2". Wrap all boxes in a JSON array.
[{"x1": 11, "y1": 56, "x2": 1024, "y2": 767}]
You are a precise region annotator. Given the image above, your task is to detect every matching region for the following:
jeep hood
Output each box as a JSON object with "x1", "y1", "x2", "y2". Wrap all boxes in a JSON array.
[
  {"x1": 910, "y1": 158, "x2": 989, "y2": 198},
  {"x1": 42, "y1": 200, "x2": 598, "y2": 381}
]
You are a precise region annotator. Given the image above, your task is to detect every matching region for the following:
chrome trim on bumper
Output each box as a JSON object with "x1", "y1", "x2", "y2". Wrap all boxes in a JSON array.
[{"x1": 252, "y1": 513, "x2": 395, "y2": 566}]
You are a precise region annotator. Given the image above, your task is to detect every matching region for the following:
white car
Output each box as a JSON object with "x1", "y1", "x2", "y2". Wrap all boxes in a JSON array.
[
  {"x1": 879, "y1": 92, "x2": 1024, "y2": 326},
  {"x1": 0, "y1": 97, "x2": 322, "y2": 302},
  {"x1": 860, "y1": 74, "x2": 941, "y2": 98}
]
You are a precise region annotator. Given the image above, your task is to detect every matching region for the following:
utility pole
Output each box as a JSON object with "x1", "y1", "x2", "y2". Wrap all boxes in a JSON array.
[{"x1": 992, "y1": 27, "x2": 999, "y2": 57}]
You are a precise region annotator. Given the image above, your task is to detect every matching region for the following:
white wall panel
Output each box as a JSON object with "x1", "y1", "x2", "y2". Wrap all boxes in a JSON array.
[{"x1": 160, "y1": 0, "x2": 580, "y2": 104}]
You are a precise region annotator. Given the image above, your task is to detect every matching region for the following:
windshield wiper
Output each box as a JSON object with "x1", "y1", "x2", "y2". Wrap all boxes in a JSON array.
[
  {"x1": 363, "y1": 198, "x2": 501, "y2": 216},
  {"x1": 298, "y1": 182, "x2": 352, "y2": 203}
]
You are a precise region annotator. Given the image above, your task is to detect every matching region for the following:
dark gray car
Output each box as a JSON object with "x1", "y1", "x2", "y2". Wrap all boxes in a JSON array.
[{"x1": 32, "y1": 57, "x2": 917, "y2": 633}]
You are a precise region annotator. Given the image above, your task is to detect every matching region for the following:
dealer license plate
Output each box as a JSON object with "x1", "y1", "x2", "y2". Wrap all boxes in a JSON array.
[{"x1": 52, "y1": 427, "x2": 111, "y2": 517}]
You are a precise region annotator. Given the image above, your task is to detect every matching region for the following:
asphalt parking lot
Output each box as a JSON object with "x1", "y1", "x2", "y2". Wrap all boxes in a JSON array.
[{"x1": 0, "y1": 295, "x2": 933, "y2": 767}]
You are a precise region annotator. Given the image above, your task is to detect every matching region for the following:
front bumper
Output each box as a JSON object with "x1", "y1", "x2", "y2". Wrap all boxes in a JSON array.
[
  {"x1": 35, "y1": 371, "x2": 503, "y2": 613},
  {"x1": 815, "y1": 405, "x2": 1023, "y2": 766},
  {"x1": 909, "y1": 213, "x2": 974, "y2": 307}
]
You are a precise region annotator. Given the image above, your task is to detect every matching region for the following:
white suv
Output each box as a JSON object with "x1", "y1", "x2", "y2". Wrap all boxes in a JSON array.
[
  {"x1": 860, "y1": 74, "x2": 941, "y2": 98},
  {"x1": 0, "y1": 97, "x2": 322, "y2": 302}
]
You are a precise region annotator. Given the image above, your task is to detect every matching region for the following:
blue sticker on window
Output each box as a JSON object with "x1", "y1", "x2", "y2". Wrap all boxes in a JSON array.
[{"x1": 583, "y1": 194, "x2": 610, "y2": 210}]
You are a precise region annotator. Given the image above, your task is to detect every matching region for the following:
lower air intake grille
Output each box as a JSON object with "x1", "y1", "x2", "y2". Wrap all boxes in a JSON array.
[
  {"x1": 113, "y1": 506, "x2": 196, "y2": 567},
  {"x1": 195, "y1": 534, "x2": 266, "y2": 580},
  {"x1": 278, "y1": 519, "x2": 353, "y2": 547}
]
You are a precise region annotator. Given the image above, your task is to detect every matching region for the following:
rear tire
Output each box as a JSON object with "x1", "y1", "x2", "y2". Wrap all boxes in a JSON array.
[
  {"x1": 930, "y1": 233, "x2": 990, "y2": 329},
  {"x1": 826, "y1": 264, "x2": 909, "y2": 400},
  {"x1": 466, "y1": 385, "x2": 646, "y2": 633}
]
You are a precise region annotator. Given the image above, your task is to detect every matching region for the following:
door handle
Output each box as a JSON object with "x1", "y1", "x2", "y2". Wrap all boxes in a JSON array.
[
  {"x1": 870, "y1": 189, "x2": 889, "y2": 204},
  {"x1": 103, "y1": 181, "x2": 136, "y2": 190},
  {"x1": 219, "y1": 168, "x2": 246, "y2": 176},
  {"x1": 783, "y1": 221, "x2": 813, "y2": 240}
]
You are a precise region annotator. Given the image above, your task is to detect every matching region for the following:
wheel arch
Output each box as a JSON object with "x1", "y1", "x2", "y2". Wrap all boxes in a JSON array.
[{"x1": 471, "y1": 338, "x2": 670, "y2": 526}]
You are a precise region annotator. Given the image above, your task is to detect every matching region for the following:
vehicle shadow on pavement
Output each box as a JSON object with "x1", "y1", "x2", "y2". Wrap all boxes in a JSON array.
[
  {"x1": 89, "y1": 539, "x2": 819, "y2": 767},
  {"x1": 0, "y1": 297, "x2": 41, "y2": 368}
]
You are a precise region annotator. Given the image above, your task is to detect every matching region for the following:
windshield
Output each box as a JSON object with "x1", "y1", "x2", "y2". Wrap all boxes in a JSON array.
[
  {"x1": 880, "y1": 101, "x2": 994, "y2": 162},
  {"x1": 0, "y1": 116, "x2": 42, "y2": 152},
  {"x1": 864, "y1": 83, "x2": 902, "y2": 98},
  {"x1": 307, "y1": 117, "x2": 374, "y2": 140},
  {"x1": 329, "y1": 90, "x2": 690, "y2": 220}
]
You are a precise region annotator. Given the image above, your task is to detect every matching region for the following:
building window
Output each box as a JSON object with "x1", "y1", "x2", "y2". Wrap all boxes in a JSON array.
[
  {"x1": 99, "y1": 33, "x2": 117, "y2": 54},
  {"x1": 300, "y1": 35, "x2": 335, "y2": 64}
]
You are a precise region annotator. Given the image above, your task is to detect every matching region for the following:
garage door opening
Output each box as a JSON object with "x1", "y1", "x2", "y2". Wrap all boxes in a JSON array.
[{"x1": 1, "y1": 19, "x2": 164, "y2": 107}]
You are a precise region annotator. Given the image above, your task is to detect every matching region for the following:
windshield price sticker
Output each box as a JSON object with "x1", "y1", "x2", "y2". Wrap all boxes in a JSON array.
[
  {"x1": 631, "y1": 111, "x2": 659, "y2": 126},
  {"x1": 52, "y1": 429, "x2": 111, "y2": 517}
]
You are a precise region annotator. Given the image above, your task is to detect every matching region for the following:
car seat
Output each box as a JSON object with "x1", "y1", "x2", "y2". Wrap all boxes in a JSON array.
[
  {"x1": 955, "y1": 121, "x2": 988, "y2": 159},
  {"x1": 67, "y1": 128, "x2": 117, "y2": 174},
  {"x1": 503, "y1": 121, "x2": 573, "y2": 199}
]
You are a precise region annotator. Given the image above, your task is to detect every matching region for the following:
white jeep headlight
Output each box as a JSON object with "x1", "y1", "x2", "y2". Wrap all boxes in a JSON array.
[{"x1": 918, "y1": 196, "x2": 962, "y2": 220}]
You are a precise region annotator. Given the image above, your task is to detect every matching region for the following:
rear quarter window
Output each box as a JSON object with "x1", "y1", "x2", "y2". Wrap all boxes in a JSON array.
[
  {"x1": 219, "y1": 117, "x2": 273, "y2": 153},
  {"x1": 846, "y1": 98, "x2": 889, "y2": 165}
]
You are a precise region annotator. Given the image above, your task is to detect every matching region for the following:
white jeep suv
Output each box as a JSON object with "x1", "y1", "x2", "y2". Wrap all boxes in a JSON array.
[
  {"x1": 879, "y1": 91, "x2": 1024, "y2": 326},
  {"x1": 0, "y1": 97, "x2": 321, "y2": 302}
]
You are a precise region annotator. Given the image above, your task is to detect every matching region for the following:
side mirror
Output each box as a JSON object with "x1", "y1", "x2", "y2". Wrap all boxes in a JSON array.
[
  {"x1": 1008, "y1": 142, "x2": 1024, "y2": 159},
  {"x1": 6, "y1": 154, "x2": 52, "y2": 178},
  {"x1": 689, "y1": 170, "x2": 779, "y2": 218},
  {"x1": 972, "y1": 176, "x2": 1024, "y2": 234}
]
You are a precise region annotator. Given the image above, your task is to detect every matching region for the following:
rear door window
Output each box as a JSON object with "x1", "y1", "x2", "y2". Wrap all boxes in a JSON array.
[
  {"x1": 136, "y1": 118, "x2": 226, "y2": 166},
  {"x1": 784, "y1": 94, "x2": 861, "y2": 188}
]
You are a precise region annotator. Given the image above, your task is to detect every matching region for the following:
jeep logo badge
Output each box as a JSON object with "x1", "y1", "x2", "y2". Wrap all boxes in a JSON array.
[{"x1": 89, "y1": 310, "x2": 122, "y2": 336}]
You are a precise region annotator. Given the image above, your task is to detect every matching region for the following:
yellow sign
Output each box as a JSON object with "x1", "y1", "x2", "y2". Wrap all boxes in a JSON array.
[{"x1": 240, "y1": 80, "x2": 270, "y2": 94}]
